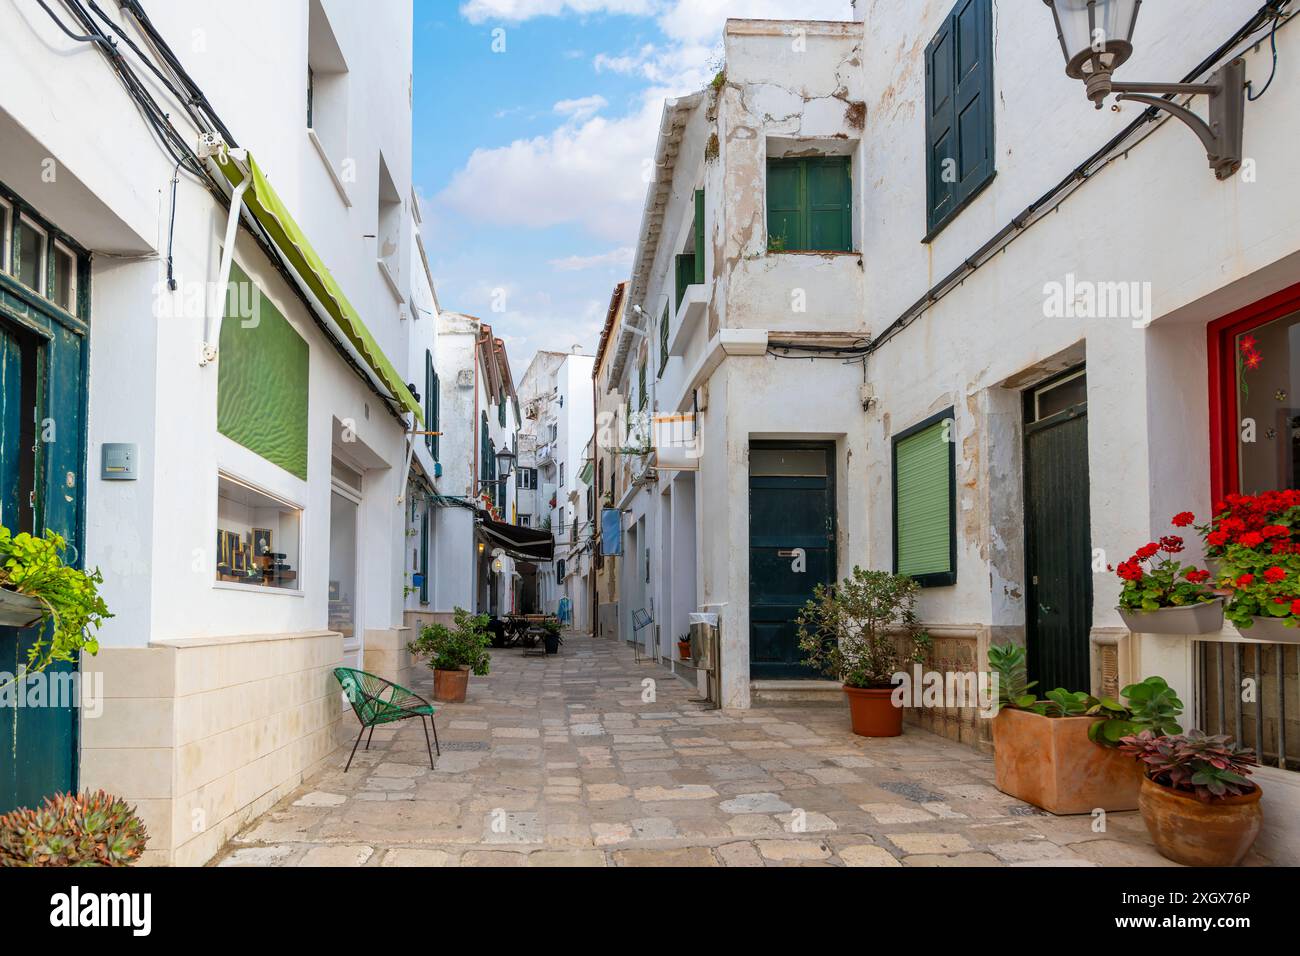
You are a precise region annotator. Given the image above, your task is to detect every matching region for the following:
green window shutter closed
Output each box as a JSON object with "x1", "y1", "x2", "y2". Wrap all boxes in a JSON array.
[
  {"x1": 693, "y1": 189, "x2": 706, "y2": 284},
  {"x1": 217, "y1": 261, "x2": 309, "y2": 480},
  {"x1": 638, "y1": 358, "x2": 647, "y2": 410},
  {"x1": 659, "y1": 302, "x2": 669, "y2": 377},
  {"x1": 925, "y1": 0, "x2": 994, "y2": 236},
  {"x1": 419, "y1": 508, "x2": 429, "y2": 604},
  {"x1": 424, "y1": 351, "x2": 438, "y2": 459},
  {"x1": 894, "y1": 416, "x2": 955, "y2": 586},
  {"x1": 431, "y1": 370, "x2": 440, "y2": 461},
  {"x1": 675, "y1": 253, "x2": 694, "y2": 310},
  {"x1": 807, "y1": 157, "x2": 852, "y2": 252},
  {"x1": 766, "y1": 158, "x2": 804, "y2": 251}
]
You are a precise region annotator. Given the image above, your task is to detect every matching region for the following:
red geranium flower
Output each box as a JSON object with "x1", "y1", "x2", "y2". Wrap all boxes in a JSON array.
[
  {"x1": 1159, "y1": 535, "x2": 1184, "y2": 553},
  {"x1": 1207, "y1": 530, "x2": 1230, "y2": 547},
  {"x1": 1237, "y1": 531, "x2": 1265, "y2": 548},
  {"x1": 1116, "y1": 560, "x2": 1144, "y2": 582},
  {"x1": 1237, "y1": 573, "x2": 1255, "y2": 587},
  {"x1": 1291, "y1": 599, "x2": 1300, "y2": 617},
  {"x1": 1264, "y1": 566, "x2": 1287, "y2": 583},
  {"x1": 1171, "y1": 511, "x2": 1195, "y2": 527},
  {"x1": 1135, "y1": 542, "x2": 1160, "y2": 560},
  {"x1": 1185, "y1": 569, "x2": 1210, "y2": 584},
  {"x1": 1262, "y1": 524, "x2": 1289, "y2": 538}
]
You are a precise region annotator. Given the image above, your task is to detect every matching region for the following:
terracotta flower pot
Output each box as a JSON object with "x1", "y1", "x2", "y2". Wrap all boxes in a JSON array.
[
  {"x1": 1138, "y1": 775, "x2": 1262, "y2": 866},
  {"x1": 433, "y1": 667, "x2": 470, "y2": 703},
  {"x1": 677, "y1": 641, "x2": 692, "y2": 660},
  {"x1": 992, "y1": 708, "x2": 1141, "y2": 814},
  {"x1": 843, "y1": 685, "x2": 902, "y2": 737}
]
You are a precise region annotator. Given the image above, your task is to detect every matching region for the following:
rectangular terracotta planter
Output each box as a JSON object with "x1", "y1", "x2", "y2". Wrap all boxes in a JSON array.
[{"x1": 992, "y1": 708, "x2": 1141, "y2": 814}]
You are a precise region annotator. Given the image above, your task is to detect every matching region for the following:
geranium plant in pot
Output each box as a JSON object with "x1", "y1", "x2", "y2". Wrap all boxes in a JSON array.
[
  {"x1": 1201, "y1": 491, "x2": 1300, "y2": 643},
  {"x1": 0, "y1": 525, "x2": 112, "y2": 694},
  {"x1": 676, "y1": 633, "x2": 691, "y2": 661},
  {"x1": 1114, "y1": 515, "x2": 1222, "y2": 635},
  {"x1": 987, "y1": 643, "x2": 1183, "y2": 814},
  {"x1": 1118, "y1": 729, "x2": 1261, "y2": 866},
  {"x1": 407, "y1": 607, "x2": 491, "y2": 703},
  {"x1": 796, "y1": 568, "x2": 930, "y2": 738}
]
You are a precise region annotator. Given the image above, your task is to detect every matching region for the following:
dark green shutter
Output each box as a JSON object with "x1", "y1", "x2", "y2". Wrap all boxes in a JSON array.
[
  {"x1": 480, "y1": 412, "x2": 490, "y2": 500},
  {"x1": 675, "y1": 254, "x2": 694, "y2": 310},
  {"x1": 693, "y1": 189, "x2": 706, "y2": 284},
  {"x1": 766, "y1": 159, "x2": 804, "y2": 250},
  {"x1": 659, "y1": 302, "x2": 669, "y2": 377},
  {"x1": 498, "y1": 390, "x2": 506, "y2": 428},
  {"x1": 925, "y1": 0, "x2": 994, "y2": 236},
  {"x1": 894, "y1": 415, "x2": 955, "y2": 586},
  {"x1": 807, "y1": 157, "x2": 852, "y2": 252},
  {"x1": 638, "y1": 358, "x2": 647, "y2": 410},
  {"x1": 424, "y1": 350, "x2": 438, "y2": 459},
  {"x1": 418, "y1": 508, "x2": 429, "y2": 604}
]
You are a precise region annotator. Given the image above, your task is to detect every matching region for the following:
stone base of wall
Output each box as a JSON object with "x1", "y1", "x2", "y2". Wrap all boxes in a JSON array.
[
  {"x1": 80, "y1": 630, "x2": 344, "y2": 866},
  {"x1": 363, "y1": 626, "x2": 416, "y2": 690},
  {"x1": 900, "y1": 624, "x2": 1005, "y2": 753}
]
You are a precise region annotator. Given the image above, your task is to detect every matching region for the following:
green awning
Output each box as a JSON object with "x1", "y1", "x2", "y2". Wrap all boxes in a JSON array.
[{"x1": 216, "y1": 152, "x2": 422, "y2": 423}]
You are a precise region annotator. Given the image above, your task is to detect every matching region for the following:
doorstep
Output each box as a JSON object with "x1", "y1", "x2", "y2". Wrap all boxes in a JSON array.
[{"x1": 750, "y1": 679, "x2": 844, "y2": 704}]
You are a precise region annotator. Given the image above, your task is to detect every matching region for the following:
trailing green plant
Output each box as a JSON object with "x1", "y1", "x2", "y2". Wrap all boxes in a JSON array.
[
  {"x1": 0, "y1": 790, "x2": 147, "y2": 867},
  {"x1": 1087, "y1": 676, "x2": 1184, "y2": 744},
  {"x1": 987, "y1": 643, "x2": 1036, "y2": 711},
  {"x1": 407, "y1": 607, "x2": 491, "y2": 675},
  {"x1": 0, "y1": 526, "x2": 111, "y2": 692},
  {"x1": 1118, "y1": 730, "x2": 1257, "y2": 801},
  {"x1": 797, "y1": 568, "x2": 931, "y2": 689}
]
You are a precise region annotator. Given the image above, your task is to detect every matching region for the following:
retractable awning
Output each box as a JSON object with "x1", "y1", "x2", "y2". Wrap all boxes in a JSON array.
[
  {"x1": 214, "y1": 150, "x2": 422, "y2": 423},
  {"x1": 477, "y1": 516, "x2": 555, "y2": 562}
]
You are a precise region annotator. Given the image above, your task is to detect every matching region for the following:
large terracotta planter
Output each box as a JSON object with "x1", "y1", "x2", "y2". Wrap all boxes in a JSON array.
[
  {"x1": 1138, "y1": 775, "x2": 1262, "y2": 866},
  {"x1": 433, "y1": 667, "x2": 470, "y2": 703},
  {"x1": 992, "y1": 708, "x2": 1141, "y2": 814},
  {"x1": 843, "y1": 686, "x2": 903, "y2": 737}
]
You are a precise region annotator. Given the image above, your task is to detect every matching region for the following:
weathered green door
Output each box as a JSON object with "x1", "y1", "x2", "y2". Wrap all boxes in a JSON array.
[
  {"x1": 0, "y1": 203, "x2": 89, "y2": 813},
  {"x1": 1024, "y1": 370, "x2": 1092, "y2": 693},
  {"x1": 749, "y1": 442, "x2": 836, "y2": 679}
]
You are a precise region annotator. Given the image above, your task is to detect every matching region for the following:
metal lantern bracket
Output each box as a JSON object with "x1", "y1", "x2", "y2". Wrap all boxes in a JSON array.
[{"x1": 1108, "y1": 58, "x2": 1247, "y2": 180}]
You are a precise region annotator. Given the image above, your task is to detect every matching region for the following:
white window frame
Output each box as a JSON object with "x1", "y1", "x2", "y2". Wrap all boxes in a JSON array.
[
  {"x1": 213, "y1": 471, "x2": 306, "y2": 596},
  {"x1": 51, "y1": 239, "x2": 78, "y2": 314},
  {"x1": 0, "y1": 198, "x2": 11, "y2": 275},
  {"x1": 15, "y1": 213, "x2": 47, "y2": 295}
]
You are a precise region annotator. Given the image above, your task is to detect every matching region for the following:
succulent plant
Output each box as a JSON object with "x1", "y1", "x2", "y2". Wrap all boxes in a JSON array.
[
  {"x1": 0, "y1": 790, "x2": 148, "y2": 867},
  {"x1": 1118, "y1": 730, "x2": 1258, "y2": 801}
]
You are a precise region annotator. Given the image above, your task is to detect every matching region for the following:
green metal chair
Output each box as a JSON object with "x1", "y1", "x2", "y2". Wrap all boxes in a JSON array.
[{"x1": 333, "y1": 667, "x2": 440, "y2": 772}]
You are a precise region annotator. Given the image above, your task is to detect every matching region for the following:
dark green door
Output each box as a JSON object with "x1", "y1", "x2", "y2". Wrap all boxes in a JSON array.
[
  {"x1": 749, "y1": 442, "x2": 836, "y2": 679},
  {"x1": 0, "y1": 211, "x2": 89, "y2": 813},
  {"x1": 1024, "y1": 369, "x2": 1092, "y2": 693}
]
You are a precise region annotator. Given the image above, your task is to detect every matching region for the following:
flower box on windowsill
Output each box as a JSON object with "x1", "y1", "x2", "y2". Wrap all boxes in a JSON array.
[
  {"x1": 0, "y1": 587, "x2": 45, "y2": 629},
  {"x1": 1239, "y1": 615, "x2": 1300, "y2": 644},
  {"x1": 1118, "y1": 598, "x2": 1224, "y2": 635}
]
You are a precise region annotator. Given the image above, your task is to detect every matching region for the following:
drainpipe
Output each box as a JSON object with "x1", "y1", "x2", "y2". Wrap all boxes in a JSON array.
[{"x1": 200, "y1": 148, "x2": 252, "y2": 366}]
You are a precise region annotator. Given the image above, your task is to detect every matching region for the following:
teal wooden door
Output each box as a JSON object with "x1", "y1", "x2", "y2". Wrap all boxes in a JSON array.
[
  {"x1": 749, "y1": 443, "x2": 836, "y2": 679},
  {"x1": 1024, "y1": 371, "x2": 1092, "y2": 693},
  {"x1": 0, "y1": 237, "x2": 89, "y2": 813}
]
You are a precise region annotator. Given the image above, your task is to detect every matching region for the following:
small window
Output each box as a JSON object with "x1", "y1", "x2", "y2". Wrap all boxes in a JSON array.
[
  {"x1": 377, "y1": 155, "x2": 402, "y2": 285},
  {"x1": 518, "y1": 514, "x2": 531, "y2": 528},
  {"x1": 52, "y1": 241, "x2": 77, "y2": 313},
  {"x1": 560, "y1": 462, "x2": 566, "y2": 487},
  {"x1": 893, "y1": 410, "x2": 956, "y2": 587},
  {"x1": 766, "y1": 156, "x2": 852, "y2": 253},
  {"x1": 16, "y1": 216, "x2": 46, "y2": 293},
  {"x1": 307, "y1": 0, "x2": 349, "y2": 160},
  {"x1": 216, "y1": 474, "x2": 303, "y2": 590},
  {"x1": 925, "y1": 0, "x2": 995, "y2": 238}
]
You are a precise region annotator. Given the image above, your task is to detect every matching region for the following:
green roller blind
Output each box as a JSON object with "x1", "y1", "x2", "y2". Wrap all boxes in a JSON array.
[
  {"x1": 894, "y1": 415, "x2": 954, "y2": 585},
  {"x1": 217, "y1": 261, "x2": 309, "y2": 480},
  {"x1": 693, "y1": 189, "x2": 706, "y2": 284}
]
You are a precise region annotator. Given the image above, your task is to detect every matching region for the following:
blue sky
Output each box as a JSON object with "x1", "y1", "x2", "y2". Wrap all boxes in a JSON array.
[{"x1": 412, "y1": 0, "x2": 853, "y2": 377}]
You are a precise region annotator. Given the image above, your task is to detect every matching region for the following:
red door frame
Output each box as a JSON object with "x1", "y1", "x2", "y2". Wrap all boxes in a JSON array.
[{"x1": 1208, "y1": 280, "x2": 1300, "y2": 503}]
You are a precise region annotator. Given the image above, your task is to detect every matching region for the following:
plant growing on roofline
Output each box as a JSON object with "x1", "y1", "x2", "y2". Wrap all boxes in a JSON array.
[
  {"x1": 0, "y1": 525, "x2": 111, "y2": 693},
  {"x1": 796, "y1": 568, "x2": 931, "y2": 738}
]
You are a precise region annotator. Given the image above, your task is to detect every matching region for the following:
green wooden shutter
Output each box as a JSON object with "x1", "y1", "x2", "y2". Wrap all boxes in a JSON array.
[
  {"x1": 418, "y1": 507, "x2": 429, "y2": 604},
  {"x1": 807, "y1": 156, "x2": 852, "y2": 252},
  {"x1": 894, "y1": 416, "x2": 955, "y2": 586},
  {"x1": 480, "y1": 412, "x2": 490, "y2": 499},
  {"x1": 693, "y1": 189, "x2": 706, "y2": 284},
  {"x1": 638, "y1": 358, "x2": 647, "y2": 410},
  {"x1": 766, "y1": 158, "x2": 804, "y2": 251},
  {"x1": 675, "y1": 253, "x2": 694, "y2": 310},
  {"x1": 926, "y1": 0, "x2": 994, "y2": 236},
  {"x1": 431, "y1": 370, "x2": 440, "y2": 461},
  {"x1": 424, "y1": 350, "x2": 438, "y2": 459},
  {"x1": 659, "y1": 302, "x2": 669, "y2": 377}
]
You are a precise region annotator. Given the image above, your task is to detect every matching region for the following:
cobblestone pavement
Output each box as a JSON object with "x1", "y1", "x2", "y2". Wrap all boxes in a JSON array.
[{"x1": 215, "y1": 635, "x2": 1199, "y2": 867}]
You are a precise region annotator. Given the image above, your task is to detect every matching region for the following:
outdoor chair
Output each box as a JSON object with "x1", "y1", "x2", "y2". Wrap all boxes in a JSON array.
[{"x1": 333, "y1": 667, "x2": 440, "y2": 772}]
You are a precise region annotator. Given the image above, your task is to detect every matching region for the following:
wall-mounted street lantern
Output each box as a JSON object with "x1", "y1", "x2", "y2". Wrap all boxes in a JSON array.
[
  {"x1": 1043, "y1": 0, "x2": 1246, "y2": 179},
  {"x1": 478, "y1": 447, "x2": 516, "y2": 489}
]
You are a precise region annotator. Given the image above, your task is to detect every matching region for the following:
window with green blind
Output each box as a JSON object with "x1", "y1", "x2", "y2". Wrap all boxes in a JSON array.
[
  {"x1": 893, "y1": 410, "x2": 956, "y2": 587},
  {"x1": 424, "y1": 351, "x2": 439, "y2": 460},
  {"x1": 766, "y1": 155, "x2": 852, "y2": 253},
  {"x1": 658, "y1": 302, "x2": 669, "y2": 377}
]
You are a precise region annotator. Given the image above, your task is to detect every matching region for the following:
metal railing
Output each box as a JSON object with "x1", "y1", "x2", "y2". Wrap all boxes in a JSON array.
[{"x1": 1196, "y1": 640, "x2": 1298, "y2": 771}]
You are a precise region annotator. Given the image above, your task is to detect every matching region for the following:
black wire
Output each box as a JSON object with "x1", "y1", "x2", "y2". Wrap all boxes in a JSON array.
[
  {"x1": 84, "y1": 0, "x2": 191, "y2": 106},
  {"x1": 33, "y1": 0, "x2": 113, "y2": 49},
  {"x1": 165, "y1": 160, "x2": 180, "y2": 291},
  {"x1": 1247, "y1": 9, "x2": 1283, "y2": 100}
]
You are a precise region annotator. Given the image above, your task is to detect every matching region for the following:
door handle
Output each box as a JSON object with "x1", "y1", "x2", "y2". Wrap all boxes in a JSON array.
[
  {"x1": 1039, "y1": 603, "x2": 1055, "y2": 615},
  {"x1": 777, "y1": 550, "x2": 798, "y2": 557}
]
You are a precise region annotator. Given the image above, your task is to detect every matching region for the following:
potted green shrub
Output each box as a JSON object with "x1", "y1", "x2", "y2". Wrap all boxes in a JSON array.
[
  {"x1": 542, "y1": 617, "x2": 562, "y2": 655},
  {"x1": 988, "y1": 643, "x2": 1183, "y2": 814},
  {"x1": 0, "y1": 526, "x2": 111, "y2": 693},
  {"x1": 1115, "y1": 516, "x2": 1222, "y2": 635},
  {"x1": 1119, "y1": 730, "x2": 1261, "y2": 866},
  {"x1": 797, "y1": 568, "x2": 930, "y2": 738},
  {"x1": 407, "y1": 607, "x2": 491, "y2": 703},
  {"x1": 0, "y1": 790, "x2": 147, "y2": 866}
]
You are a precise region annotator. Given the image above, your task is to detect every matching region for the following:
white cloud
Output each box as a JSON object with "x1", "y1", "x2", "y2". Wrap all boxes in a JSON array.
[
  {"x1": 459, "y1": 0, "x2": 655, "y2": 24},
  {"x1": 554, "y1": 94, "x2": 609, "y2": 121},
  {"x1": 549, "y1": 247, "x2": 635, "y2": 271}
]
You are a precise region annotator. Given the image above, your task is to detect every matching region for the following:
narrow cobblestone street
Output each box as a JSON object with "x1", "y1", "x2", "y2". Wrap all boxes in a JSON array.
[{"x1": 212, "y1": 635, "x2": 1227, "y2": 867}]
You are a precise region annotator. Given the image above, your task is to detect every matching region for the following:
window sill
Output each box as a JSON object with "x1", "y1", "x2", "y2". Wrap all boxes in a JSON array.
[
  {"x1": 765, "y1": 249, "x2": 860, "y2": 257},
  {"x1": 670, "y1": 284, "x2": 708, "y2": 357},
  {"x1": 377, "y1": 258, "x2": 404, "y2": 304},
  {"x1": 307, "y1": 127, "x2": 353, "y2": 208},
  {"x1": 922, "y1": 171, "x2": 996, "y2": 245},
  {"x1": 213, "y1": 580, "x2": 305, "y2": 597}
]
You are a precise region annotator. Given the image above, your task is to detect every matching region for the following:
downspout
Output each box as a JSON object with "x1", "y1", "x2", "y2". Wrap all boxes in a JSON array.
[{"x1": 199, "y1": 147, "x2": 251, "y2": 365}]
